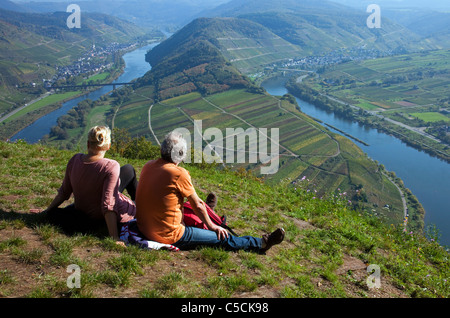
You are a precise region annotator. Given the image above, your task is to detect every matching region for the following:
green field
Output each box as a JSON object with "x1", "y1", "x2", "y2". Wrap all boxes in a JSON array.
[
  {"x1": 0, "y1": 140, "x2": 447, "y2": 298},
  {"x1": 410, "y1": 112, "x2": 450, "y2": 123}
]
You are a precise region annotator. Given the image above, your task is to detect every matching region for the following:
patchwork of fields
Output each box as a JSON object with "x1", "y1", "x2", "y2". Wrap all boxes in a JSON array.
[
  {"x1": 114, "y1": 88, "x2": 404, "y2": 224},
  {"x1": 314, "y1": 50, "x2": 450, "y2": 119}
]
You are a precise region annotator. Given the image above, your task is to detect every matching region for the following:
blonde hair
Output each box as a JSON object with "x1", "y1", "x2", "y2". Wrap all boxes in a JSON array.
[{"x1": 87, "y1": 126, "x2": 111, "y2": 151}]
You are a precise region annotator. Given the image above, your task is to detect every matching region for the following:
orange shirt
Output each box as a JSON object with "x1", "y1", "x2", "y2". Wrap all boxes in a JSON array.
[{"x1": 136, "y1": 158, "x2": 196, "y2": 244}]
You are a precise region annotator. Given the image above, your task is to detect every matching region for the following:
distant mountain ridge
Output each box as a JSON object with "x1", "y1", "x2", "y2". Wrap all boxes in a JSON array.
[
  {"x1": 198, "y1": 0, "x2": 439, "y2": 54},
  {"x1": 0, "y1": 0, "x2": 29, "y2": 12},
  {"x1": 199, "y1": 0, "x2": 352, "y2": 17},
  {"x1": 0, "y1": 8, "x2": 145, "y2": 44},
  {"x1": 10, "y1": 0, "x2": 228, "y2": 28}
]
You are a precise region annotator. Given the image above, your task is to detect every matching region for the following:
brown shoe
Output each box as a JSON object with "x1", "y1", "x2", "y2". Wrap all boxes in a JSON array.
[
  {"x1": 260, "y1": 228, "x2": 285, "y2": 254},
  {"x1": 205, "y1": 192, "x2": 217, "y2": 209}
]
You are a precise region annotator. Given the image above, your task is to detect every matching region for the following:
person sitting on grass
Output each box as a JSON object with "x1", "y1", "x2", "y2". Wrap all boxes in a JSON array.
[
  {"x1": 41, "y1": 126, "x2": 137, "y2": 246},
  {"x1": 134, "y1": 131, "x2": 285, "y2": 254}
]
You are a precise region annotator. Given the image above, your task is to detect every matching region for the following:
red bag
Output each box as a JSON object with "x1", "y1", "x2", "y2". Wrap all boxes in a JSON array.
[{"x1": 183, "y1": 201, "x2": 238, "y2": 236}]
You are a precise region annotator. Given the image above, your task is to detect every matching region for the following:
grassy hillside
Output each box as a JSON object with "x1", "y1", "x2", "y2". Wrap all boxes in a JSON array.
[{"x1": 0, "y1": 140, "x2": 448, "y2": 298}]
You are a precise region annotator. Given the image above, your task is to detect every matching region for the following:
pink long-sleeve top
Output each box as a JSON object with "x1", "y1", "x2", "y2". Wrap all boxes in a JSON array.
[{"x1": 58, "y1": 154, "x2": 136, "y2": 223}]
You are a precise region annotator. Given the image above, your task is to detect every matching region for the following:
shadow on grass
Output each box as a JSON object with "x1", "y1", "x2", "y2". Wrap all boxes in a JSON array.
[
  {"x1": 0, "y1": 208, "x2": 109, "y2": 239},
  {"x1": 0, "y1": 208, "x2": 47, "y2": 227}
]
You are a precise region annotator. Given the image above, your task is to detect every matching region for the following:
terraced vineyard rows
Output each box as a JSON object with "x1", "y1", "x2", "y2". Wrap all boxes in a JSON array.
[{"x1": 113, "y1": 88, "x2": 404, "y2": 224}]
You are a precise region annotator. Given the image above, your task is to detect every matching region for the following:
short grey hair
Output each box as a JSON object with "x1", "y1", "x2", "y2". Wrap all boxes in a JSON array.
[{"x1": 161, "y1": 131, "x2": 187, "y2": 164}]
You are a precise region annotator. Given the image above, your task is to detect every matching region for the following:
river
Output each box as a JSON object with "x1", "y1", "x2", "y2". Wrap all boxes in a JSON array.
[
  {"x1": 10, "y1": 44, "x2": 450, "y2": 246},
  {"x1": 11, "y1": 42, "x2": 159, "y2": 143},
  {"x1": 262, "y1": 75, "x2": 450, "y2": 247}
]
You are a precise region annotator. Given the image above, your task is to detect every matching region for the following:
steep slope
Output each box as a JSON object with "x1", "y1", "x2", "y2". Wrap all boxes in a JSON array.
[
  {"x1": 139, "y1": 17, "x2": 281, "y2": 100},
  {"x1": 145, "y1": 17, "x2": 302, "y2": 75},
  {"x1": 0, "y1": 8, "x2": 146, "y2": 47}
]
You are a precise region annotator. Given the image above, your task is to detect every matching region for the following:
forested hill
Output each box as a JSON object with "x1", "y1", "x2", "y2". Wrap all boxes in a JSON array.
[
  {"x1": 145, "y1": 17, "x2": 287, "y2": 67},
  {"x1": 139, "y1": 0, "x2": 442, "y2": 100},
  {"x1": 138, "y1": 18, "x2": 268, "y2": 100}
]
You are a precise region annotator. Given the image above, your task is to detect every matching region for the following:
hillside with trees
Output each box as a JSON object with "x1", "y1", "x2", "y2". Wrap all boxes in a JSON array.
[{"x1": 138, "y1": 18, "x2": 268, "y2": 100}]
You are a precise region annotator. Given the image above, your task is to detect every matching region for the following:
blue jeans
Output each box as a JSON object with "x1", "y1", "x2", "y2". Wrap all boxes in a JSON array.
[{"x1": 173, "y1": 226, "x2": 263, "y2": 252}]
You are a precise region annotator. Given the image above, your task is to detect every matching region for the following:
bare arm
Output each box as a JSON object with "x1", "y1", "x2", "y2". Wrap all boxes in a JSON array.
[
  {"x1": 34, "y1": 157, "x2": 74, "y2": 214},
  {"x1": 187, "y1": 192, "x2": 228, "y2": 240},
  {"x1": 40, "y1": 192, "x2": 67, "y2": 213},
  {"x1": 104, "y1": 211, "x2": 126, "y2": 247}
]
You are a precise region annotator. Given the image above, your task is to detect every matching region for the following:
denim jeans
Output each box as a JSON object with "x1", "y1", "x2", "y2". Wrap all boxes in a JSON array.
[{"x1": 173, "y1": 226, "x2": 263, "y2": 252}]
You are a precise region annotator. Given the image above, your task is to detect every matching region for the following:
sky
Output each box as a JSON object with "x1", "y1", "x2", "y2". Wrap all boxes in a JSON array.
[{"x1": 329, "y1": 0, "x2": 450, "y2": 11}]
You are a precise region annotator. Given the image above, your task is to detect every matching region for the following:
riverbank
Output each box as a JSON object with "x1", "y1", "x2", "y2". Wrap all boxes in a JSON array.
[
  {"x1": 284, "y1": 77, "x2": 450, "y2": 164},
  {"x1": 2, "y1": 41, "x2": 160, "y2": 142},
  {"x1": 3, "y1": 67, "x2": 124, "y2": 142},
  {"x1": 324, "y1": 123, "x2": 370, "y2": 147}
]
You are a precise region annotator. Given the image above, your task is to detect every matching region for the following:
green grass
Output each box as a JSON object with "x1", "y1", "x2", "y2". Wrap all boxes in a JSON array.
[
  {"x1": 0, "y1": 140, "x2": 448, "y2": 298},
  {"x1": 80, "y1": 72, "x2": 111, "y2": 84},
  {"x1": 410, "y1": 112, "x2": 450, "y2": 123}
]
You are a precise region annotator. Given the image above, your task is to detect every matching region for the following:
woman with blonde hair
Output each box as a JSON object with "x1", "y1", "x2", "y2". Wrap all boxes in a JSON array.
[{"x1": 42, "y1": 126, "x2": 137, "y2": 245}]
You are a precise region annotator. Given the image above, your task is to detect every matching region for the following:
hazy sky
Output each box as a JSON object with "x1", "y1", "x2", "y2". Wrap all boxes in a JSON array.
[
  {"x1": 329, "y1": 0, "x2": 450, "y2": 11},
  {"x1": 11, "y1": 0, "x2": 450, "y2": 11}
]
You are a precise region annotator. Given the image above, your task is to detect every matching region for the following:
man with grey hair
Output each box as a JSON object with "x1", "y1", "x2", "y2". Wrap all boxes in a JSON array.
[
  {"x1": 135, "y1": 131, "x2": 284, "y2": 253},
  {"x1": 160, "y1": 131, "x2": 187, "y2": 165}
]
